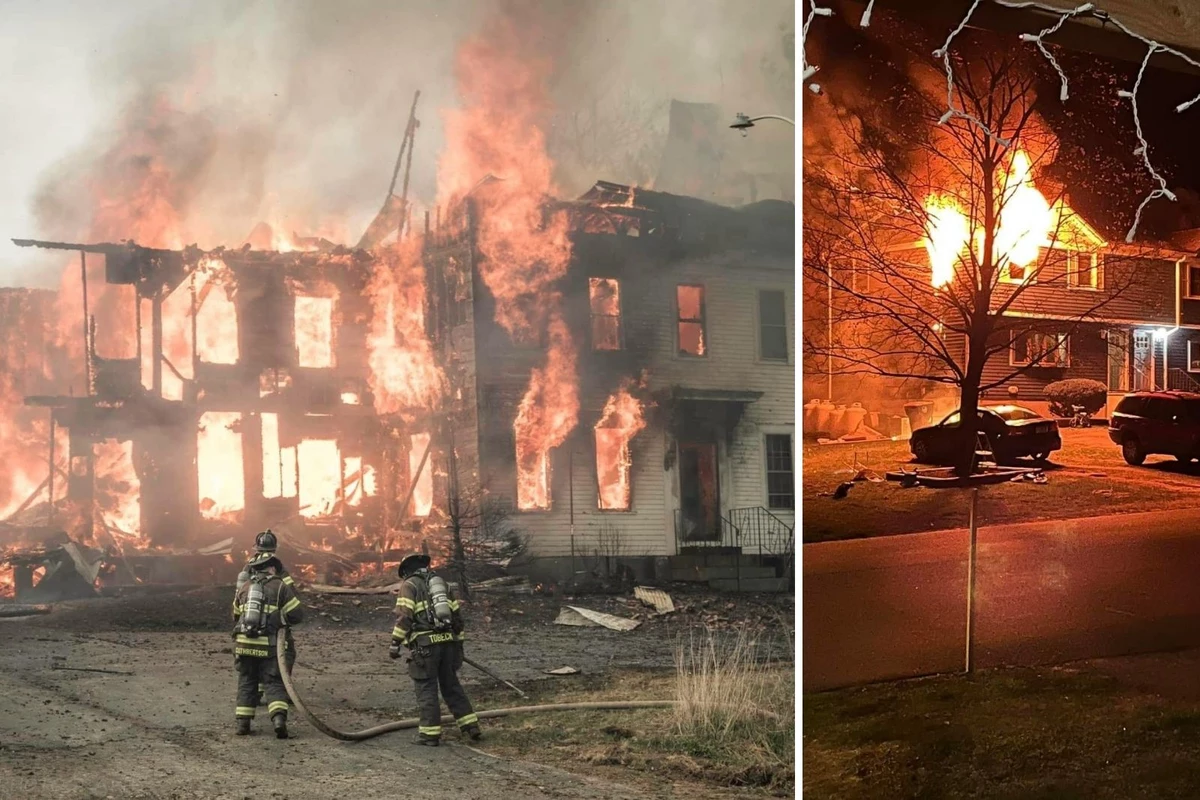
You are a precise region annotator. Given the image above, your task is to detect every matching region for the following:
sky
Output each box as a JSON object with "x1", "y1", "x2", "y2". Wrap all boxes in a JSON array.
[{"x1": 0, "y1": 0, "x2": 795, "y2": 288}]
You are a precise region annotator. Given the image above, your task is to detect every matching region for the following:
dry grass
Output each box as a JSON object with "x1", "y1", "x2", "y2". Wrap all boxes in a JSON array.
[
  {"x1": 470, "y1": 637, "x2": 795, "y2": 796},
  {"x1": 668, "y1": 631, "x2": 795, "y2": 788}
]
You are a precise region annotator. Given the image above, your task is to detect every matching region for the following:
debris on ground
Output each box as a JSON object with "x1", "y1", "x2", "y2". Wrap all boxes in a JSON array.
[
  {"x1": 553, "y1": 605, "x2": 641, "y2": 631},
  {"x1": 544, "y1": 666, "x2": 579, "y2": 675},
  {"x1": 831, "y1": 481, "x2": 854, "y2": 499},
  {"x1": 0, "y1": 603, "x2": 53, "y2": 618},
  {"x1": 633, "y1": 586, "x2": 675, "y2": 615},
  {"x1": 308, "y1": 581, "x2": 404, "y2": 595},
  {"x1": 471, "y1": 575, "x2": 533, "y2": 594}
]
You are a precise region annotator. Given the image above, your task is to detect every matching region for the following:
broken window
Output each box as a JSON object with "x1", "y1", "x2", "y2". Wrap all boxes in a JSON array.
[
  {"x1": 764, "y1": 434, "x2": 794, "y2": 511},
  {"x1": 1010, "y1": 330, "x2": 1069, "y2": 368},
  {"x1": 294, "y1": 295, "x2": 335, "y2": 368},
  {"x1": 594, "y1": 385, "x2": 646, "y2": 511},
  {"x1": 589, "y1": 278, "x2": 622, "y2": 350},
  {"x1": 676, "y1": 285, "x2": 706, "y2": 356},
  {"x1": 197, "y1": 412, "x2": 245, "y2": 520},
  {"x1": 758, "y1": 290, "x2": 789, "y2": 362},
  {"x1": 408, "y1": 433, "x2": 433, "y2": 517}
]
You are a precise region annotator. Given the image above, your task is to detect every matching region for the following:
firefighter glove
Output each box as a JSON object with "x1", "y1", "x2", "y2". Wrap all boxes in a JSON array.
[{"x1": 388, "y1": 642, "x2": 403, "y2": 660}]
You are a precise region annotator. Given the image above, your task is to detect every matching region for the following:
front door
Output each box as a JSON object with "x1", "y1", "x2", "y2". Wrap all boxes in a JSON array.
[
  {"x1": 678, "y1": 441, "x2": 720, "y2": 542},
  {"x1": 1107, "y1": 329, "x2": 1130, "y2": 392},
  {"x1": 1132, "y1": 330, "x2": 1155, "y2": 391}
]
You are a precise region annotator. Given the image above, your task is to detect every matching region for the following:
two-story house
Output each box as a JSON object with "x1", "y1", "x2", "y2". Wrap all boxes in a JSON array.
[{"x1": 424, "y1": 181, "x2": 795, "y2": 582}]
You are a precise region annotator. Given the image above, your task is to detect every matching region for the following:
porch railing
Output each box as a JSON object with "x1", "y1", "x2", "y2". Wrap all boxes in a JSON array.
[
  {"x1": 728, "y1": 507, "x2": 794, "y2": 558},
  {"x1": 1167, "y1": 368, "x2": 1200, "y2": 392},
  {"x1": 673, "y1": 509, "x2": 740, "y2": 550}
]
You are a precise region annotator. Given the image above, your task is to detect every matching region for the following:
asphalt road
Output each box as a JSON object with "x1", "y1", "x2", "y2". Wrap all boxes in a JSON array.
[{"x1": 803, "y1": 506, "x2": 1200, "y2": 691}]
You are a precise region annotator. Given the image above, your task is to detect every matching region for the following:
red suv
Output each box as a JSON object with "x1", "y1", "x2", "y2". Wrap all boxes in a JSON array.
[{"x1": 1108, "y1": 391, "x2": 1200, "y2": 465}]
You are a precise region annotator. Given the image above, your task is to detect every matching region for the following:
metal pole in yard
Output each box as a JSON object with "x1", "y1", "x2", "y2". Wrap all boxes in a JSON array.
[
  {"x1": 965, "y1": 488, "x2": 979, "y2": 673},
  {"x1": 827, "y1": 267, "x2": 833, "y2": 401}
]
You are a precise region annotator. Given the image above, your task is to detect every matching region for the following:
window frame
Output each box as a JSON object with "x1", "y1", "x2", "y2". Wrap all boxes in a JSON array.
[
  {"x1": 1009, "y1": 330, "x2": 1070, "y2": 368},
  {"x1": 1066, "y1": 251, "x2": 1103, "y2": 290},
  {"x1": 1188, "y1": 340, "x2": 1200, "y2": 373},
  {"x1": 675, "y1": 283, "x2": 708, "y2": 358},
  {"x1": 763, "y1": 432, "x2": 795, "y2": 512},
  {"x1": 756, "y1": 288, "x2": 790, "y2": 363},
  {"x1": 588, "y1": 277, "x2": 623, "y2": 351},
  {"x1": 1187, "y1": 264, "x2": 1200, "y2": 299}
]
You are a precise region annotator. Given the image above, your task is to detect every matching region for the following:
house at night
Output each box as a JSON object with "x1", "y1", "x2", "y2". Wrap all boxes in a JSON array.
[{"x1": 806, "y1": 187, "x2": 1200, "y2": 429}]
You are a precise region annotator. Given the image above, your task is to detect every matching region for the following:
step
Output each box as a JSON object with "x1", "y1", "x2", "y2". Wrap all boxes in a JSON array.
[{"x1": 708, "y1": 577, "x2": 791, "y2": 593}]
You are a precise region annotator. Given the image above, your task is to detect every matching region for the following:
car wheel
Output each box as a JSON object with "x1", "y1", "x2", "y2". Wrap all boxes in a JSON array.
[
  {"x1": 1122, "y1": 437, "x2": 1146, "y2": 466},
  {"x1": 912, "y1": 440, "x2": 929, "y2": 463}
]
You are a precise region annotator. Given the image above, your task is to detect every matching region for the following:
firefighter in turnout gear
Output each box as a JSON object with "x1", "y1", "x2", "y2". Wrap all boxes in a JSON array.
[
  {"x1": 235, "y1": 531, "x2": 298, "y2": 708},
  {"x1": 390, "y1": 552, "x2": 481, "y2": 746},
  {"x1": 232, "y1": 547, "x2": 303, "y2": 738}
]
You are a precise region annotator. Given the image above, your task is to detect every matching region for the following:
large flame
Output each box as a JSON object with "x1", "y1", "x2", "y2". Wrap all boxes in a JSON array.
[
  {"x1": 922, "y1": 150, "x2": 1056, "y2": 287},
  {"x1": 367, "y1": 240, "x2": 445, "y2": 415},
  {"x1": 514, "y1": 316, "x2": 579, "y2": 510},
  {"x1": 595, "y1": 381, "x2": 647, "y2": 511},
  {"x1": 298, "y1": 438, "x2": 340, "y2": 518},
  {"x1": 94, "y1": 439, "x2": 141, "y2": 542},
  {"x1": 194, "y1": 257, "x2": 239, "y2": 365},
  {"x1": 440, "y1": 6, "x2": 579, "y2": 510},
  {"x1": 408, "y1": 433, "x2": 433, "y2": 517}
]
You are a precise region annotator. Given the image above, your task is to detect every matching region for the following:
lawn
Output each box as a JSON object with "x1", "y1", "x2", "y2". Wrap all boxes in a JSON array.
[
  {"x1": 470, "y1": 637, "x2": 795, "y2": 798},
  {"x1": 803, "y1": 666, "x2": 1200, "y2": 799},
  {"x1": 802, "y1": 428, "x2": 1200, "y2": 543}
]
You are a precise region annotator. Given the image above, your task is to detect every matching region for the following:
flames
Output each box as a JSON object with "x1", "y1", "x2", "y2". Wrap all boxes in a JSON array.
[
  {"x1": 367, "y1": 240, "x2": 446, "y2": 416},
  {"x1": 294, "y1": 295, "x2": 336, "y2": 369},
  {"x1": 440, "y1": 5, "x2": 579, "y2": 510},
  {"x1": 923, "y1": 150, "x2": 1056, "y2": 287},
  {"x1": 194, "y1": 257, "x2": 239, "y2": 365},
  {"x1": 93, "y1": 439, "x2": 141, "y2": 542},
  {"x1": 595, "y1": 381, "x2": 647, "y2": 511},
  {"x1": 514, "y1": 316, "x2": 580, "y2": 510},
  {"x1": 197, "y1": 411, "x2": 245, "y2": 521}
]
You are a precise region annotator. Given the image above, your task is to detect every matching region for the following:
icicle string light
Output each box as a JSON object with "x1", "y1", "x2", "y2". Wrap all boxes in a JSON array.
[
  {"x1": 931, "y1": 0, "x2": 1015, "y2": 147},
  {"x1": 800, "y1": 0, "x2": 834, "y2": 93},
  {"x1": 987, "y1": 1, "x2": 1200, "y2": 241}
]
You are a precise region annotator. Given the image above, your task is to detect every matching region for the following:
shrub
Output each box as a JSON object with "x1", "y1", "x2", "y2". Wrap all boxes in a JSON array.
[{"x1": 1044, "y1": 378, "x2": 1107, "y2": 417}]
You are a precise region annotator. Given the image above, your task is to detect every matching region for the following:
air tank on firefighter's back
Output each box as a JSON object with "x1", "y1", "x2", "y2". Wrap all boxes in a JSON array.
[{"x1": 426, "y1": 574, "x2": 455, "y2": 629}]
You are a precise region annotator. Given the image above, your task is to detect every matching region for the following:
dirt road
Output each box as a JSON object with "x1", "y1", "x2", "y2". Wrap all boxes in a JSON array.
[{"x1": 1, "y1": 588, "x2": 791, "y2": 799}]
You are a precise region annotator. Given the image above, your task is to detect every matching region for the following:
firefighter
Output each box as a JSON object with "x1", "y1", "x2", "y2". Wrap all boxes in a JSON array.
[
  {"x1": 235, "y1": 530, "x2": 298, "y2": 708},
  {"x1": 232, "y1": 548, "x2": 303, "y2": 738},
  {"x1": 389, "y1": 552, "x2": 482, "y2": 746}
]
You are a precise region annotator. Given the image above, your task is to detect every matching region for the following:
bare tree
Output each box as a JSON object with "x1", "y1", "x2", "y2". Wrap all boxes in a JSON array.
[{"x1": 804, "y1": 51, "x2": 1156, "y2": 476}]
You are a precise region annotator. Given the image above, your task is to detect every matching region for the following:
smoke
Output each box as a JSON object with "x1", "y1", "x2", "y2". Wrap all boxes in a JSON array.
[{"x1": 4, "y1": 0, "x2": 793, "y2": 287}]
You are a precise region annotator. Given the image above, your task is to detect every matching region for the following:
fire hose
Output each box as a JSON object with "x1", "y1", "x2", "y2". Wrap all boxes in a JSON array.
[{"x1": 274, "y1": 628, "x2": 675, "y2": 742}]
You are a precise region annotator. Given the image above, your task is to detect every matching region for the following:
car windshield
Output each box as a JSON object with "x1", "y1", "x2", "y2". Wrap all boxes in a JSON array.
[{"x1": 988, "y1": 405, "x2": 1041, "y2": 421}]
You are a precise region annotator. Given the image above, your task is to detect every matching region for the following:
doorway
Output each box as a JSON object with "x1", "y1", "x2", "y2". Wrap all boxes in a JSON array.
[
  {"x1": 678, "y1": 441, "x2": 720, "y2": 542},
  {"x1": 1132, "y1": 330, "x2": 1155, "y2": 390}
]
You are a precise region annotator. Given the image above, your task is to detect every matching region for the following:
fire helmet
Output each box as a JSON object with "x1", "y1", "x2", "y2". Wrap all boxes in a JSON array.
[
  {"x1": 398, "y1": 553, "x2": 431, "y2": 578},
  {"x1": 246, "y1": 551, "x2": 282, "y2": 571},
  {"x1": 254, "y1": 530, "x2": 278, "y2": 553}
]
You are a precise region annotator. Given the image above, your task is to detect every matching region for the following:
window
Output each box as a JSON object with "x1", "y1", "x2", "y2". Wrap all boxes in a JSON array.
[
  {"x1": 677, "y1": 285, "x2": 707, "y2": 356},
  {"x1": 589, "y1": 278, "x2": 622, "y2": 350},
  {"x1": 758, "y1": 290, "x2": 789, "y2": 361},
  {"x1": 1189, "y1": 265, "x2": 1200, "y2": 299},
  {"x1": 764, "y1": 434, "x2": 794, "y2": 510},
  {"x1": 1001, "y1": 260, "x2": 1035, "y2": 284},
  {"x1": 1189, "y1": 340, "x2": 1200, "y2": 373},
  {"x1": 1067, "y1": 251, "x2": 1102, "y2": 289},
  {"x1": 850, "y1": 266, "x2": 873, "y2": 294},
  {"x1": 1010, "y1": 330, "x2": 1069, "y2": 367}
]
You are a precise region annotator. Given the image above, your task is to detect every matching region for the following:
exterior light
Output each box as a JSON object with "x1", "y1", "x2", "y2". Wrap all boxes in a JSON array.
[{"x1": 1155, "y1": 327, "x2": 1172, "y2": 340}]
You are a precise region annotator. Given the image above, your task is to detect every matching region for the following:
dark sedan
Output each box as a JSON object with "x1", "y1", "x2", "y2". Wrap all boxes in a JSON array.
[{"x1": 909, "y1": 404, "x2": 1061, "y2": 465}]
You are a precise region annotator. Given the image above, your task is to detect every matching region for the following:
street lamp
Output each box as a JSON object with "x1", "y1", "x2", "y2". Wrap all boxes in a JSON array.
[{"x1": 730, "y1": 112, "x2": 795, "y2": 130}]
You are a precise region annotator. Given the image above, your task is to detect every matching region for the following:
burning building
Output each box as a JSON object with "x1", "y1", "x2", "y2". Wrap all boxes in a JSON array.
[{"x1": 425, "y1": 180, "x2": 795, "y2": 578}]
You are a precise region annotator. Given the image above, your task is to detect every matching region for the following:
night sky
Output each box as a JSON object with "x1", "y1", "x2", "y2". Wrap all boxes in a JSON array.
[{"x1": 804, "y1": 6, "x2": 1200, "y2": 243}]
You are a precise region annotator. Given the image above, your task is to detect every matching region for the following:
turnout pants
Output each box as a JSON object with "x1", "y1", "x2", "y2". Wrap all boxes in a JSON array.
[
  {"x1": 409, "y1": 642, "x2": 478, "y2": 739},
  {"x1": 236, "y1": 655, "x2": 290, "y2": 721}
]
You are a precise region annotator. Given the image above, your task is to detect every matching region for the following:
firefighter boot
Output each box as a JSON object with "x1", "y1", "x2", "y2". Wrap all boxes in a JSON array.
[
  {"x1": 415, "y1": 735, "x2": 440, "y2": 747},
  {"x1": 236, "y1": 718, "x2": 251, "y2": 736},
  {"x1": 463, "y1": 724, "x2": 483, "y2": 742},
  {"x1": 272, "y1": 713, "x2": 289, "y2": 739}
]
